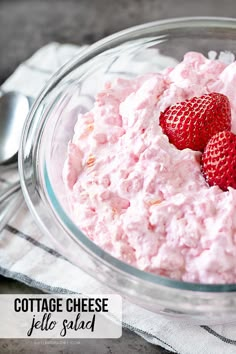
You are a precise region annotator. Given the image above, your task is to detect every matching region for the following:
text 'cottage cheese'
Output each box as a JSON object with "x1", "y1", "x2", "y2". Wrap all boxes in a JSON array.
[{"x1": 63, "y1": 51, "x2": 236, "y2": 284}]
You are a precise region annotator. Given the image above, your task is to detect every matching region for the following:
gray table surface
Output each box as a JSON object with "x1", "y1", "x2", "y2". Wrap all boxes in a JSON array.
[{"x1": 1, "y1": 0, "x2": 236, "y2": 353}]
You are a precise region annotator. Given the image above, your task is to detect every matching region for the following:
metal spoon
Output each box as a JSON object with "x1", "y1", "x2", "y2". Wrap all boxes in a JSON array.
[
  {"x1": 0, "y1": 92, "x2": 31, "y2": 165},
  {"x1": 0, "y1": 92, "x2": 33, "y2": 231}
]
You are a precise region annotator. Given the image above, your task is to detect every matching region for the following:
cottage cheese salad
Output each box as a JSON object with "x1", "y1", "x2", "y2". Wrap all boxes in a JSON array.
[{"x1": 63, "y1": 51, "x2": 236, "y2": 284}]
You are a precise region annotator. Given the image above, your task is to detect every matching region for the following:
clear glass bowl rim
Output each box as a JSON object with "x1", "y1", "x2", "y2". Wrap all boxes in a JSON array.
[{"x1": 19, "y1": 16, "x2": 236, "y2": 294}]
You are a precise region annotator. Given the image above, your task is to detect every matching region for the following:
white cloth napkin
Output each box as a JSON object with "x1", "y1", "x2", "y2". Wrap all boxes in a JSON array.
[{"x1": 1, "y1": 43, "x2": 236, "y2": 354}]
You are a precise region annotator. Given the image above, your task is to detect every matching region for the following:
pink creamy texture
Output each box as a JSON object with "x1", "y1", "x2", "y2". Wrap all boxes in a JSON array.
[{"x1": 63, "y1": 52, "x2": 236, "y2": 284}]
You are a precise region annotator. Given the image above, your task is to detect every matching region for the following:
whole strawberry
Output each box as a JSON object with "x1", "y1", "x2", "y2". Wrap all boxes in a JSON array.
[
  {"x1": 159, "y1": 92, "x2": 231, "y2": 151},
  {"x1": 202, "y1": 131, "x2": 236, "y2": 191}
]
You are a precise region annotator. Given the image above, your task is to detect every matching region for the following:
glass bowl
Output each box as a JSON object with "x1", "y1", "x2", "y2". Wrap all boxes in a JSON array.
[{"x1": 19, "y1": 17, "x2": 236, "y2": 324}]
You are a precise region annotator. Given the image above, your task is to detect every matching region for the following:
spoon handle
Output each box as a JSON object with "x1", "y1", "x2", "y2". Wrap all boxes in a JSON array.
[
  {"x1": 0, "y1": 181, "x2": 21, "y2": 204},
  {"x1": 0, "y1": 190, "x2": 23, "y2": 232}
]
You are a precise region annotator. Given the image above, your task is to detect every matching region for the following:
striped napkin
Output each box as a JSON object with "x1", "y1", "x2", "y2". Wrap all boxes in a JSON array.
[{"x1": 1, "y1": 43, "x2": 236, "y2": 354}]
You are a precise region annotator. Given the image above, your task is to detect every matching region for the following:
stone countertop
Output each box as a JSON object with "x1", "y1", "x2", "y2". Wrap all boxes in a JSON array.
[
  {"x1": 1, "y1": 0, "x2": 236, "y2": 84},
  {"x1": 1, "y1": 0, "x2": 236, "y2": 353}
]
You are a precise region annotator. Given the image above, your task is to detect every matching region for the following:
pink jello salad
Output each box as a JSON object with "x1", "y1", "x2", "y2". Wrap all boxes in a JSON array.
[{"x1": 63, "y1": 51, "x2": 236, "y2": 284}]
